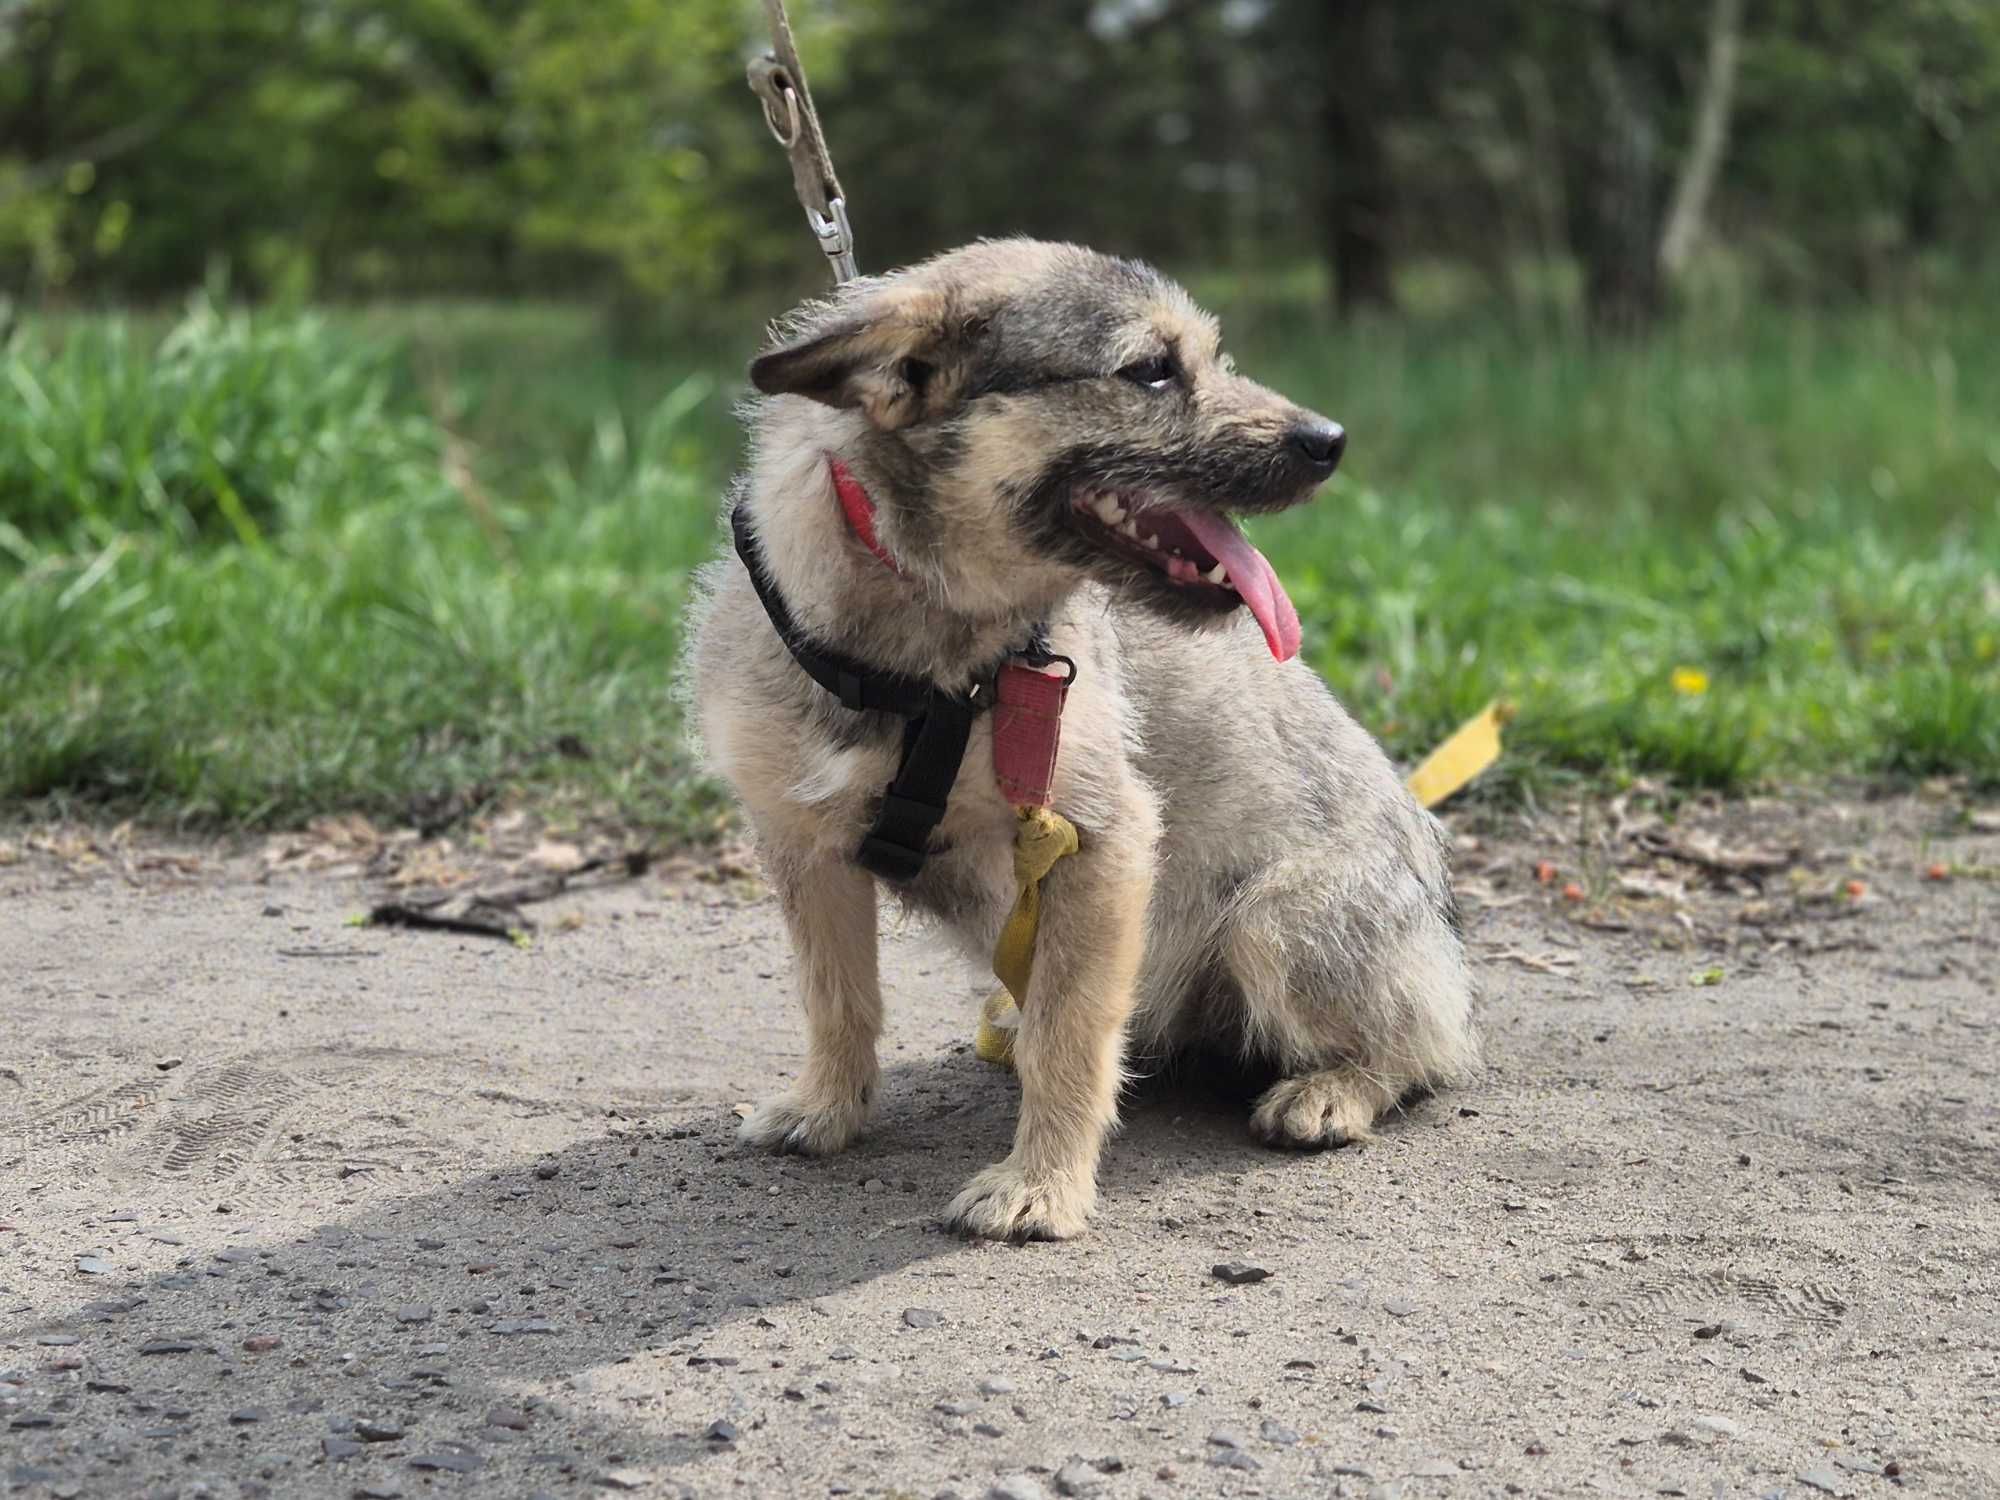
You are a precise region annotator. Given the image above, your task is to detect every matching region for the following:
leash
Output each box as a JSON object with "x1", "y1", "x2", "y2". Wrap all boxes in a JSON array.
[{"x1": 747, "y1": 0, "x2": 858, "y2": 284}]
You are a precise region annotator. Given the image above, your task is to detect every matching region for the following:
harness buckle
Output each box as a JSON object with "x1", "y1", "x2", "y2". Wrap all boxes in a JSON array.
[{"x1": 856, "y1": 790, "x2": 944, "y2": 883}]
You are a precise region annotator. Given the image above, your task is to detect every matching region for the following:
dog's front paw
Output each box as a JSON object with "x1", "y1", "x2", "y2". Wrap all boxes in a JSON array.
[
  {"x1": 944, "y1": 1158, "x2": 1094, "y2": 1241},
  {"x1": 738, "y1": 1084, "x2": 872, "y2": 1156}
]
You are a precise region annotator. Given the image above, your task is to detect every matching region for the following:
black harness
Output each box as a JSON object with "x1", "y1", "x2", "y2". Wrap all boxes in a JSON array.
[{"x1": 732, "y1": 502, "x2": 1024, "y2": 884}]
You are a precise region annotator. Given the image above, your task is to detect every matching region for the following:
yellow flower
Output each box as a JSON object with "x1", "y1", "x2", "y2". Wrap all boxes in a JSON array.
[{"x1": 1671, "y1": 666, "x2": 1710, "y2": 697}]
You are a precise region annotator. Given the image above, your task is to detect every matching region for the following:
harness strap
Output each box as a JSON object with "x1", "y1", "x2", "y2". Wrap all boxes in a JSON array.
[
  {"x1": 730, "y1": 503, "x2": 940, "y2": 717},
  {"x1": 730, "y1": 500, "x2": 989, "y2": 882}
]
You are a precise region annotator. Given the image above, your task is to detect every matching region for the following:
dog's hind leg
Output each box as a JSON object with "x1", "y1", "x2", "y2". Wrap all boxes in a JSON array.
[
  {"x1": 945, "y1": 813, "x2": 1157, "y2": 1241},
  {"x1": 1222, "y1": 852, "x2": 1477, "y2": 1150},
  {"x1": 739, "y1": 858, "x2": 883, "y2": 1156}
]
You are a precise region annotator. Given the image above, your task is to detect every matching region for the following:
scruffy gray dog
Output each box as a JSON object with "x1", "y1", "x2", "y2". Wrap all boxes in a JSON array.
[{"x1": 686, "y1": 239, "x2": 1476, "y2": 1240}]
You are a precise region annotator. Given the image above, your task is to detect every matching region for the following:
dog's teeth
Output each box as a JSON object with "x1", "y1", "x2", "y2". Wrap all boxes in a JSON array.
[
  {"x1": 1090, "y1": 494, "x2": 1119, "y2": 523},
  {"x1": 1109, "y1": 502, "x2": 1128, "y2": 523},
  {"x1": 1204, "y1": 562, "x2": 1228, "y2": 584},
  {"x1": 1118, "y1": 519, "x2": 1141, "y2": 539},
  {"x1": 1142, "y1": 533, "x2": 1160, "y2": 550}
]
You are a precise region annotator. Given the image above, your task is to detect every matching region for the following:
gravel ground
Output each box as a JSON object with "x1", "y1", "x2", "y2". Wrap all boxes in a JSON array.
[{"x1": 1, "y1": 793, "x2": 1996, "y2": 1500}]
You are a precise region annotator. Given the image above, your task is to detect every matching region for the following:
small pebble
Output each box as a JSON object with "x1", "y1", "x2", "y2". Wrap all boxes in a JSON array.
[
  {"x1": 355, "y1": 1421, "x2": 403, "y2": 1443},
  {"x1": 902, "y1": 1307, "x2": 944, "y2": 1329},
  {"x1": 1211, "y1": 1262, "x2": 1271, "y2": 1286},
  {"x1": 705, "y1": 1419, "x2": 739, "y2": 1442},
  {"x1": 598, "y1": 1472, "x2": 651, "y2": 1491},
  {"x1": 487, "y1": 1317, "x2": 557, "y2": 1335},
  {"x1": 394, "y1": 1305, "x2": 433, "y2": 1325},
  {"x1": 988, "y1": 1479, "x2": 1046, "y2": 1500},
  {"x1": 229, "y1": 1408, "x2": 268, "y2": 1424},
  {"x1": 1797, "y1": 1471, "x2": 1845, "y2": 1496},
  {"x1": 1259, "y1": 1418, "x2": 1300, "y2": 1446},
  {"x1": 1382, "y1": 1297, "x2": 1417, "y2": 1318},
  {"x1": 978, "y1": 1377, "x2": 1017, "y2": 1396},
  {"x1": 408, "y1": 1451, "x2": 483, "y2": 1473}
]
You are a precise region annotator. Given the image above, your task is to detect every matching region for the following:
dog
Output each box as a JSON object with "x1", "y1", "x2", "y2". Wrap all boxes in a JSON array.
[{"x1": 685, "y1": 239, "x2": 1476, "y2": 1240}]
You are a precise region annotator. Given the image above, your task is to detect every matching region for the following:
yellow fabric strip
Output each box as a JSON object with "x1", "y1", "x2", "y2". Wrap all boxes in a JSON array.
[{"x1": 977, "y1": 806, "x2": 1078, "y2": 1069}]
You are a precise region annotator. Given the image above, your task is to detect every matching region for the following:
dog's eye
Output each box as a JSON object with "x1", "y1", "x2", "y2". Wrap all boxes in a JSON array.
[{"x1": 1117, "y1": 356, "x2": 1178, "y2": 392}]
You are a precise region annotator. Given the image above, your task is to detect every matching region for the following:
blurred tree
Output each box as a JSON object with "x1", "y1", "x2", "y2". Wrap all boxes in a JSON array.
[{"x1": 3, "y1": 0, "x2": 1997, "y2": 318}]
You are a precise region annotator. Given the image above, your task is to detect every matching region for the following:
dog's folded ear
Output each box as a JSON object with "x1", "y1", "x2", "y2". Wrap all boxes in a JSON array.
[{"x1": 751, "y1": 292, "x2": 983, "y2": 431}]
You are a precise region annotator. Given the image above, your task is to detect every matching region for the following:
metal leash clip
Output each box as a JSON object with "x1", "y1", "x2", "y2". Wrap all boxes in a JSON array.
[{"x1": 808, "y1": 197, "x2": 857, "y2": 283}]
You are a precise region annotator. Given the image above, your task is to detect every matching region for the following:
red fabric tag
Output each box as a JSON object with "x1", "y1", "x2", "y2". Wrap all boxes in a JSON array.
[{"x1": 992, "y1": 662, "x2": 1068, "y2": 808}]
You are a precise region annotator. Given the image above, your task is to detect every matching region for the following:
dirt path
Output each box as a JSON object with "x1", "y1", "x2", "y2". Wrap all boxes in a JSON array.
[{"x1": 1, "y1": 795, "x2": 1995, "y2": 1499}]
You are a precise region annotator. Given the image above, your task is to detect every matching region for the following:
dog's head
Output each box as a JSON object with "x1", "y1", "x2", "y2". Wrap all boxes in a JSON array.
[{"x1": 750, "y1": 240, "x2": 1343, "y2": 661}]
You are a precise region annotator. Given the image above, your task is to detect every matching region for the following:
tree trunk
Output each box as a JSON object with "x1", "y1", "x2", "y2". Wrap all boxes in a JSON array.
[
  {"x1": 1904, "y1": 111, "x2": 1954, "y2": 250},
  {"x1": 1658, "y1": 0, "x2": 1744, "y2": 279},
  {"x1": 1566, "y1": 11, "x2": 1665, "y2": 332},
  {"x1": 1319, "y1": 0, "x2": 1397, "y2": 314}
]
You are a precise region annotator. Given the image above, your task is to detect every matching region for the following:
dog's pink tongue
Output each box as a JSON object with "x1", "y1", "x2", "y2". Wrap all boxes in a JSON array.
[{"x1": 1177, "y1": 510, "x2": 1303, "y2": 662}]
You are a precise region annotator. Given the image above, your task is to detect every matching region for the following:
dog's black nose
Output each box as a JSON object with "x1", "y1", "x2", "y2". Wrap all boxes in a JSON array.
[{"x1": 1288, "y1": 420, "x2": 1346, "y2": 474}]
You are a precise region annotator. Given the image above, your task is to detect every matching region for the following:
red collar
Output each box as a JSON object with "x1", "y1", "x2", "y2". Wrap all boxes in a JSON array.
[{"x1": 829, "y1": 456, "x2": 902, "y2": 575}]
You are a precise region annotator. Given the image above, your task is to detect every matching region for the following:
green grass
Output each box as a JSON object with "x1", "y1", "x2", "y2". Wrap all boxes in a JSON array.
[{"x1": 3, "y1": 288, "x2": 1996, "y2": 835}]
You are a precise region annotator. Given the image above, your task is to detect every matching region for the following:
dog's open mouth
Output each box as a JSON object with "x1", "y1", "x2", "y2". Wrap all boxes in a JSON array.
[{"x1": 1070, "y1": 486, "x2": 1303, "y2": 662}]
